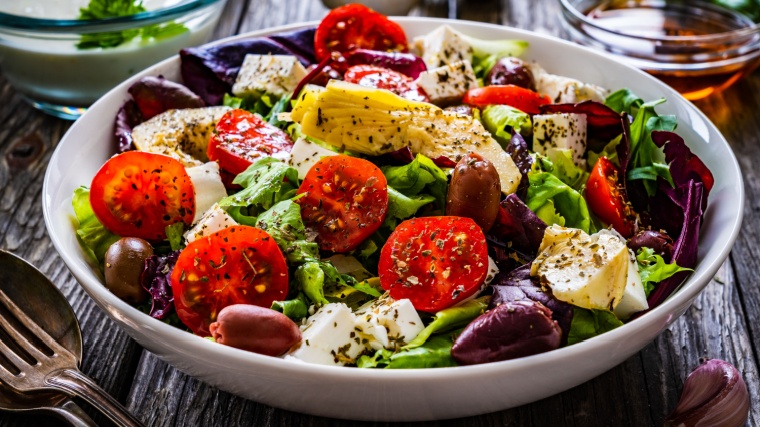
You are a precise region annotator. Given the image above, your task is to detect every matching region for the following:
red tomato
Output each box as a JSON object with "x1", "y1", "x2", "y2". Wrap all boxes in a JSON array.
[
  {"x1": 314, "y1": 4, "x2": 408, "y2": 62},
  {"x1": 89, "y1": 151, "x2": 195, "y2": 242},
  {"x1": 296, "y1": 155, "x2": 388, "y2": 253},
  {"x1": 207, "y1": 109, "x2": 294, "y2": 176},
  {"x1": 378, "y1": 217, "x2": 489, "y2": 312},
  {"x1": 344, "y1": 65, "x2": 428, "y2": 102},
  {"x1": 586, "y1": 157, "x2": 635, "y2": 238},
  {"x1": 171, "y1": 225, "x2": 289, "y2": 336},
  {"x1": 462, "y1": 85, "x2": 551, "y2": 115}
]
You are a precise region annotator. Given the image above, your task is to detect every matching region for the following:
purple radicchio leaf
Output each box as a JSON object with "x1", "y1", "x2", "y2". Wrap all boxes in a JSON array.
[
  {"x1": 505, "y1": 132, "x2": 532, "y2": 199},
  {"x1": 646, "y1": 180, "x2": 704, "y2": 310},
  {"x1": 651, "y1": 130, "x2": 714, "y2": 210},
  {"x1": 140, "y1": 250, "x2": 181, "y2": 320},
  {"x1": 114, "y1": 100, "x2": 143, "y2": 153},
  {"x1": 489, "y1": 264, "x2": 574, "y2": 346},
  {"x1": 489, "y1": 194, "x2": 547, "y2": 255},
  {"x1": 344, "y1": 49, "x2": 427, "y2": 79},
  {"x1": 368, "y1": 146, "x2": 456, "y2": 168},
  {"x1": 128, "y1": 75, "x2": 205, "y2": 121},
  {"x1": 539, "y1": 100, "x2": 624, "y2": 152},
  {"x1": 180, "y1": 27, "x2": 317, "y2": 105}
]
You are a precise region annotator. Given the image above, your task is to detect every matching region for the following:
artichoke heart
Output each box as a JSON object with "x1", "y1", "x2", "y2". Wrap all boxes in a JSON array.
[{"x1": 292, "y1": 81, "x2": 521, "y2": 194}]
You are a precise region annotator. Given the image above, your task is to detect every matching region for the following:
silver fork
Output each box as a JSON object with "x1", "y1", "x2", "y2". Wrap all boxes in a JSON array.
[{"x1": 0, "y1": 289, "x2": 143, "y2": 427}]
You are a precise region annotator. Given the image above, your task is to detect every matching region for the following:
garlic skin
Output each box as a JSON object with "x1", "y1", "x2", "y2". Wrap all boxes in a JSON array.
[{"x1": 665, "y1": 359, "x2": 750, "y2": 427}]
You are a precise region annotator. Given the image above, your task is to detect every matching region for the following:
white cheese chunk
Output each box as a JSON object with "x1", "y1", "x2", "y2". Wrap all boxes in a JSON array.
[
  {"x1": 530, "y1": 64, "x2": 608, "y2": 104},
  {"x1": 185, "y1": 162, "x2": 227, "y2": 224},
  {"x1": 412, "y1": 25, "x2": 474, "y2": 69},
  {"x1": 286, "y1": 137, "x2": 338, "y2": 179},
  {"x1": 532, "y1": 113, "x2": 587, "y2": 167},
  {"x1": 184, "y1": 204, "x2": 237, "y2": 244},
  {"x1": 413, "y1": 60, "x2": 477, "y2": 106},
  {"x1": 232, "y1": 54, "x2": 308, "y2": 98},
  {"x1": 288, "y1": 303, "x2": 364, "y2": 366},
  {"x1": 132, "y1": 106, "x2": 231, "y2": 167},
  {"x1": 531, "y1": 225, "x2": 629, "y2": 311},
  {"x1": 613, "y1": 253, "x2": 649, "y2": 320},
  {"x1": 354, "y1": 294, "x2": 424, "y2": 350},
  {"x1": 458, "y1": 256, "x2": 499, "y2": 305}
]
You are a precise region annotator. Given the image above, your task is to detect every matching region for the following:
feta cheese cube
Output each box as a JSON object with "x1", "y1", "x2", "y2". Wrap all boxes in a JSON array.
[
  {"x1": 531, "y1": 225, "x2": 629, "y2": 311},
  {"x1": 288, "y1": 303, "x2": 365, "y2": 366},
  {"x1": 530, "y1": 64, "x2": 608, "y2": 104},
  {"x1": 184, "y1": 204, "x2": 237, "y2": 244},
  {"x1": 354, "y1": 294, "x2": 424, "y2": 350},
  {"x1": 532, "y1": 113, "x2": 587, "y2": 167},
  {"x1": 413, "y1": 60, "x2": 477, "y2": 106},
  {"x1": 185, "y1": 162, "x2": 227, "y2": 224},
  {"x1": 412, "y1": 25, "x2": 474, "y2": 69},
  {"x1": 232, "y1": 54, "x2": 307, "y2": 98},
  {"x1": 613, "y1": 253, "x2": 649, "y2": 320},
  {"x1": 286, "y1": 137, "x2": 338, "y2": 179}
]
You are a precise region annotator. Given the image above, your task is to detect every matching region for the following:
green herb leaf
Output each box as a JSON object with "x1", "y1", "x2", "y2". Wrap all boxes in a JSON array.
[
  {"x1": 567, "y1": 308, "x2": 623, "y2": 345},
  {"x1": 219, "y1": 158, "x2": 299, "y2": 213},
  {"x1": 636, "y1": 247, "x2": 692, "y2": 296}
]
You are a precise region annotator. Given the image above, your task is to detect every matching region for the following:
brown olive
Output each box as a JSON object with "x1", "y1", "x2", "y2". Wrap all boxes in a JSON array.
[
  {"x1": 451, "y1": 300, "x2": 562, "y2": 365},
  {"x1": 209, "y1": 304, "x2": 301, "y2": 356},
  {"x1": 446, "y1": 152, "x2": 502, "y2": 232},
  {"x1": 104, "y1": 237, "x2": 153, "y2": 304},
  {"x1": 485, "y1": 57, "x2": 536, "y2": 91}
]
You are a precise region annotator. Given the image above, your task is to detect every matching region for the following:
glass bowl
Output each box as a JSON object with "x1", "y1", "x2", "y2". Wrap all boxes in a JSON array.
[
  {"x1": 0, "y1": 0, "x2": 227, "y2": 119},
  {"x1": 559, "y1": 0, "x2": 760, "y2": 100}
]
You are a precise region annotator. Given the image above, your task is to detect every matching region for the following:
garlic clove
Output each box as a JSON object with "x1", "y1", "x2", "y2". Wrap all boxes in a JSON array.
[{"x1": 664, "y1": 358, "x2": 750, "y2": 427}]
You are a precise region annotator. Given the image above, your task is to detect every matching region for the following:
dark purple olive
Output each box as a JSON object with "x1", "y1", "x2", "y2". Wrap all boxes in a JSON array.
[
  {"x1": 444, "y1": 105, "x2": 474, "y2": 117},
  {"x1": 629, "y1": 230, "x2": 674, "y2": 260},
  {"x1": 104, "y1": 237, "x2": 153, "y2": 304},
  {"x1": 446, "y1": 152, "x2": 502, "y2": 232},
  {"x1": 485, "y1": 57, "x2": 536, "y2": 91},
  {"x1": 451, "y1": 300, "x2": 561, "y2": 365},
  {"x1": 209, "y1": 304, "x2": 301, "y2": 356}
]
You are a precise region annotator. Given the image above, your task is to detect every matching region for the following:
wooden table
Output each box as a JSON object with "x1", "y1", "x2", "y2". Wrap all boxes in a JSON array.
[{"x1": 1, "y1": 0, "x2": 758, "y2": 425}]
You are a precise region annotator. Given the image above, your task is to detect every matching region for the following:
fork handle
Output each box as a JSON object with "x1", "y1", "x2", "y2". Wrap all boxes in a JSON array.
[
  {"x1": 51, "y1": 399, "x2": 98, "y2": 427},
  {"x1": 45, "y1": 368, "x2": 144, "y2": 427}
]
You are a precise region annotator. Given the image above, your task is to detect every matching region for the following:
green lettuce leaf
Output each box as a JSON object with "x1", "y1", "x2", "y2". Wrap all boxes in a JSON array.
[
  {"x1": 254, "y1": 199, "x2": 319, "y2": 263},
  {"x1": 625, "y1": 97, "x2": 677, "y2": 196},
  {"x1": 587, "y1": 134, "x2": 622, "y2": 169},
  {"x1": 567, "y1": 308, "x2": 623, "y2": 345},
  {"x1": 481, "y1": 104, "x2": 532, "y2": 146},
  {"x1": 296, "y1": 261, "x2": 329, "y2": 307},
  {"x1": 526, "y1": 172, "x2": 591, "y2": 233},
  {"x1": 404, "y1": 296, "x2": 489, "y2": 349},
  {"x1": 357, "y1": 333, "x2": 459, "y2": 369},
  {"x1": 636, "y1": 247, "x2": 692, "y2": 296},
  {"x1": 165, "y1": 223, "x2": 184, "y2": 252},
  {"x1": 72, "y1": 186, "x2": 120, "y2": 267},
  {"x1": 384, "y1": 188, "x2": 436, "y2": 228},
  {"x1": 382, "y1": 154, "x2": 448, "y2": 209},
  {"x1": 535, "y1": 149, "x2": 588, "y2": 190},
  {"x1": 604, "y1": 88, "x2": 643, "y2": 114},
  {"x1": 271, "y1": 293, "x2": 309, "y2": 320},
  {"x1": 219, "y1": 158, "x2": 298, "y2": 213}
]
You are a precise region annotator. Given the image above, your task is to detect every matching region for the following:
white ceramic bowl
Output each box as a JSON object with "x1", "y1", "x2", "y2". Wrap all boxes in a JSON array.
[{"x1": 42, "y1": 18, "x2": 744, "y2": 421}]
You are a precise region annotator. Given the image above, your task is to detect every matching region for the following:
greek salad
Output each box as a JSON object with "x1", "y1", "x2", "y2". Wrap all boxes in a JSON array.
[{"x1": 72, "y1": 4, "x2": 714, "y2": 368}]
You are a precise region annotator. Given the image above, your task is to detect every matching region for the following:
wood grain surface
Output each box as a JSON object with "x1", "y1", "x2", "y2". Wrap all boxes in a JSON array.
[{"x1": 0, "y1": 0, "x2": 758, "y2": 425}]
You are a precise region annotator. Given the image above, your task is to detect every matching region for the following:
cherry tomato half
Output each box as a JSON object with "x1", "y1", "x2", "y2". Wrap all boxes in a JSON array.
[
  {"x1": 462, "y1": 85, "x2": 551, "y2": 115},
  {"x1": 378, "y1": 216, "x2": 489, "y2": 312},
  {"x1": 171, "y1": 225, "x2": 289, "y2": 336},
  {"x1": 207, "y1": 109, "x2": 294, "y2": 176},
  {"x1": 585, "y1": 157, "x2": 636, "y2": 238},
  {"x1": 314, "y1": 4, "x2": 408, "y2": 62},
  {"x1": 89, "y1": 151, "x2": 195, "y2": 242},
  {"x1": 296, "y1": 155, "x2": 388, "y2": 253},
  {"x1": 344, "y1": 65, "x2": 429, "y2": 102}
]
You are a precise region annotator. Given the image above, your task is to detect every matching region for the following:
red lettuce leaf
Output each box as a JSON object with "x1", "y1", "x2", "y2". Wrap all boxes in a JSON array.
[
  {"x1": 489, "y1": 194, "x2": 547, "y2": 255},
  {"x1": 180, "y1": 27, "x2": 317, "y2": 105},
  {"x1": 344, "y1": 49, "x2": 427, "y2": 79},
  {"x1": 505, "y1": 132, "x2": 533, "y2": 198},
  {"x1": 368, "y1": 147, "x2": 456, "y2": 168},
  {"x1": 539, "y1": 101, "x2": 624, "y2": 151},
  {"x1": 140, "y1": 250, "x2": 180, "y2": 320},
  {"x1": 651, "y1": 130, "x2": 714, "y2": 207},
  {"x1": 114, "y1": 100, "x2": 142, "y2": 153},
  {"x1": 489, "y1": 264, "x2": 574, "y2": 346},
  {"x1": 128, "y1": 75, "x2": 204, "y2": 121}
]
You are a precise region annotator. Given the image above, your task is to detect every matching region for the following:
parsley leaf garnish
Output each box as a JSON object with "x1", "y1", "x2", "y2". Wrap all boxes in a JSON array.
[{"x1": 76, "y1": 0, "x2": 188, "y2": 50}]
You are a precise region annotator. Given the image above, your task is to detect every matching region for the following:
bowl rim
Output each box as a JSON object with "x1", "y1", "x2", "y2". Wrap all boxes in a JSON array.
[
  {"x1": 43, "y1": 17, "x2": 745, "y2": 379},
  {"x1": 0, "y1": 0, "x2": 223, "y2": 33},
  {"x1": 559, "y1": 0, "x2": 760, "y2": 42}
]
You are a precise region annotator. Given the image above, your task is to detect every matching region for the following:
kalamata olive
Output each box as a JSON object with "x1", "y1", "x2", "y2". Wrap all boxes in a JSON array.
[
  {"x1": 444, "y1": 104, "x2": 474, "y2": 117},
  {"x1": 629, "y1": 230, "x2": 674, "y2": 260},
  {"x1": 104, "y1": 237, "x2": 153, "y2": 304},
  {"x1": 446, "y1": 152, "x2": 501, "y2": 232},
  {"x1": 451, "y1": 300, "x2": 561, "y2": 365},
  {"x1": 209, "y1": 304, "x2": 301, "y2": 356},
  {"x1": 485, "y1": 57, "x2": 536, "y2": 91}
]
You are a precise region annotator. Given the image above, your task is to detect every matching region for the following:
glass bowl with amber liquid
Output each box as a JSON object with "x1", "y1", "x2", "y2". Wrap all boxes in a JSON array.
[{"x1": 560, "y1": 0, "x2": 760, "y2": 100}]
